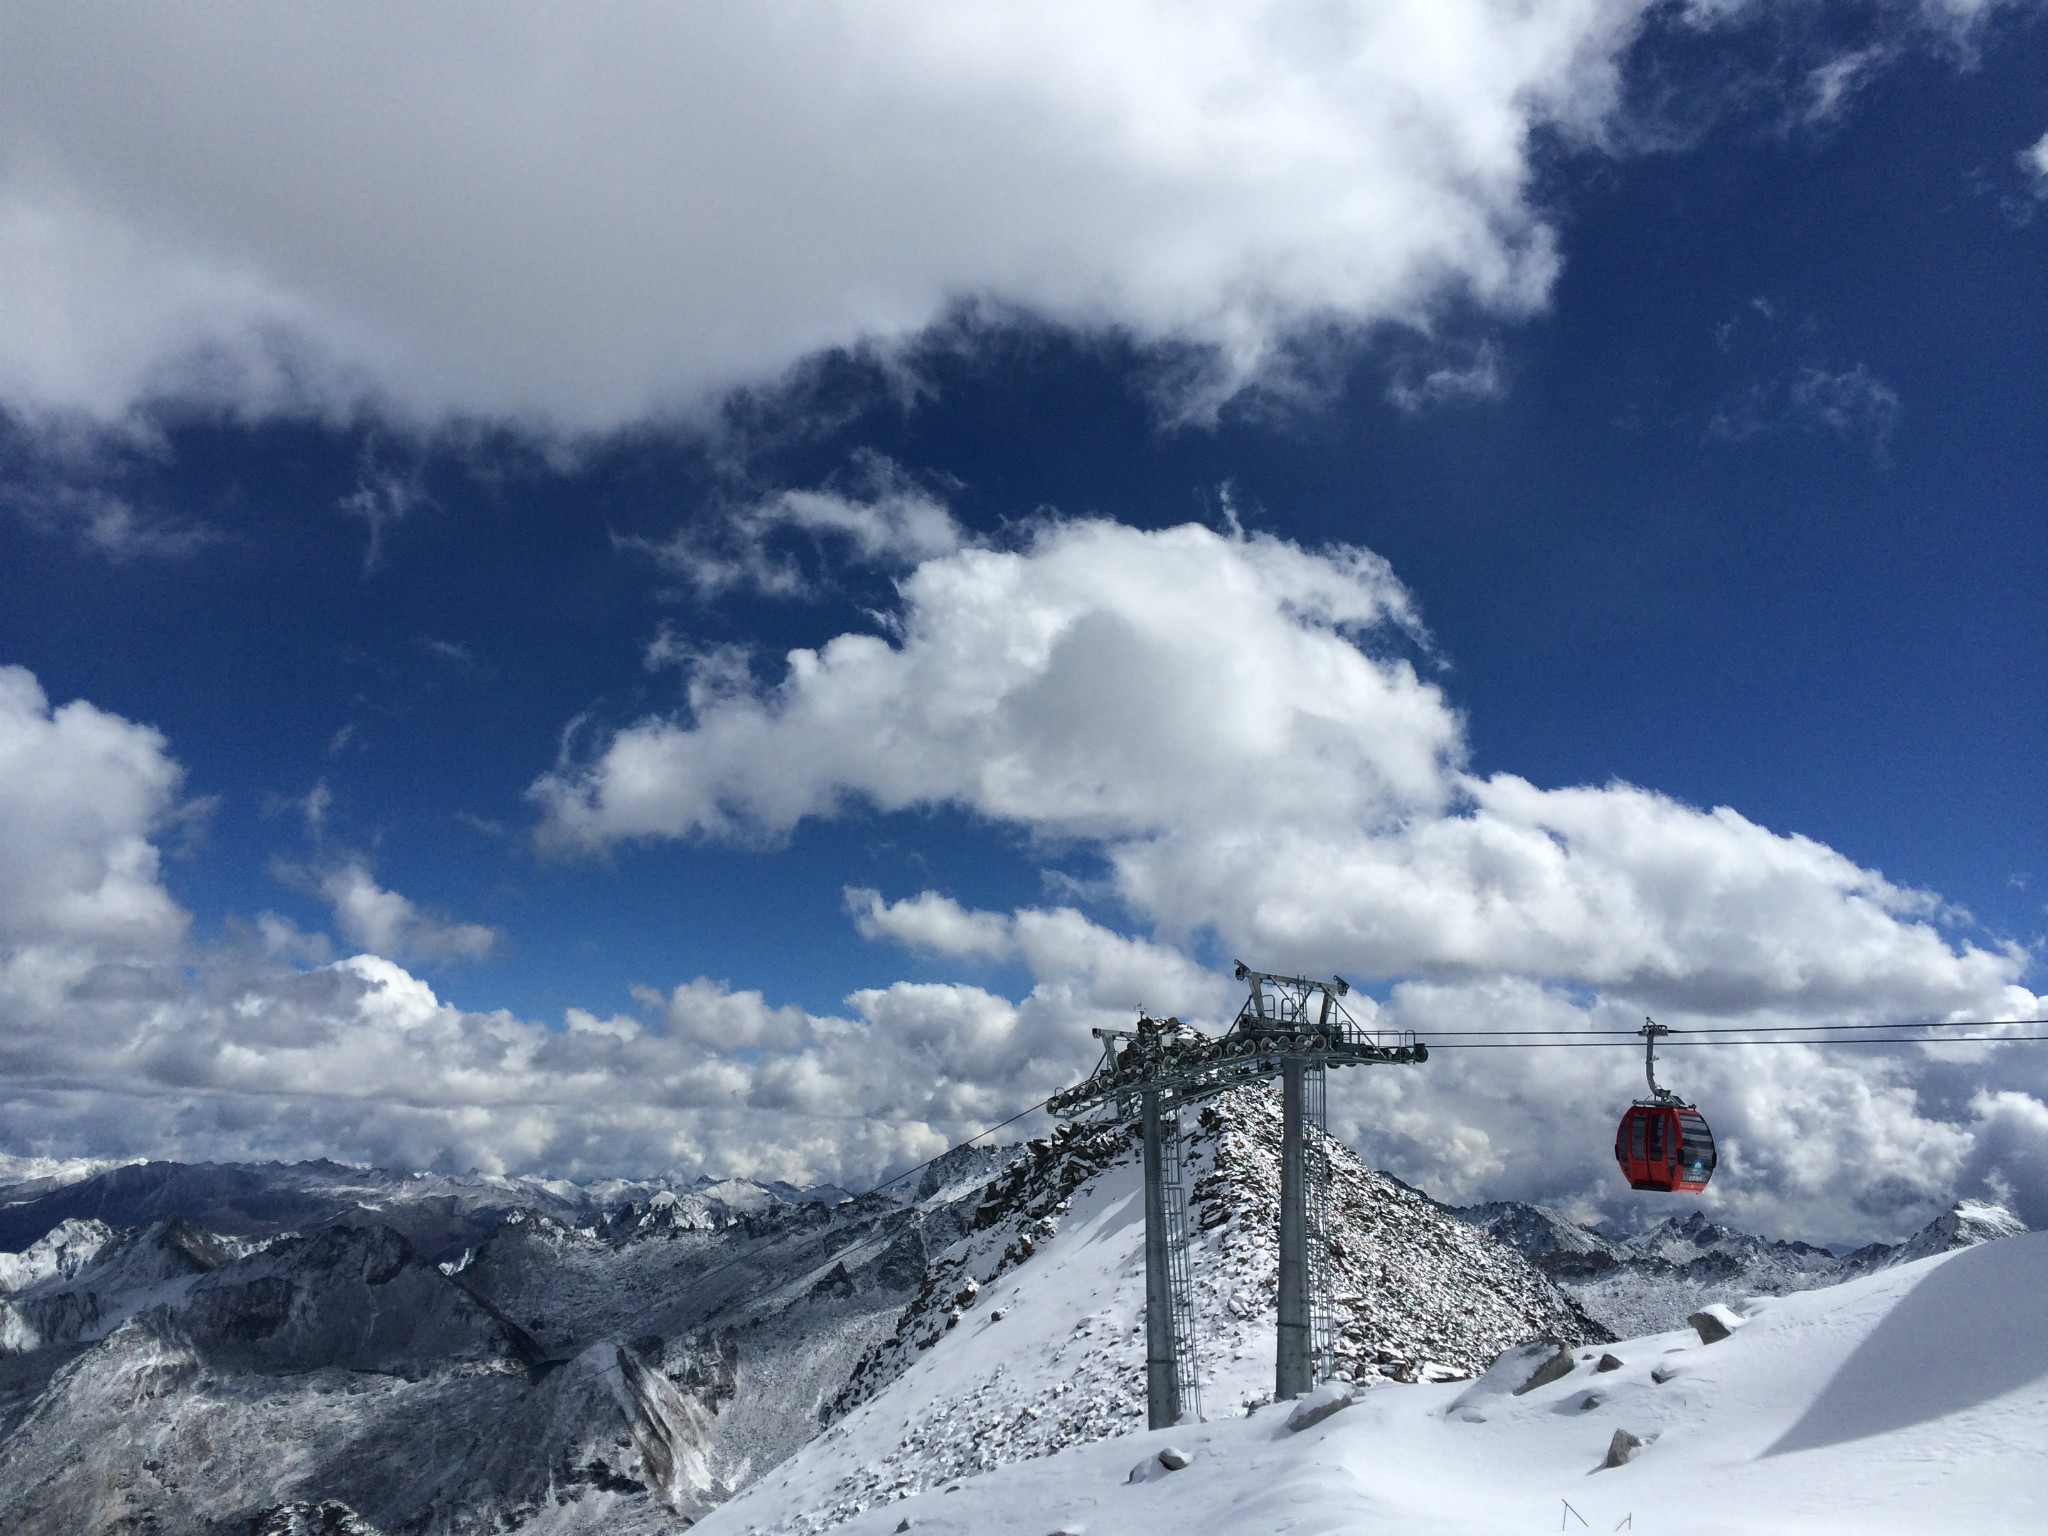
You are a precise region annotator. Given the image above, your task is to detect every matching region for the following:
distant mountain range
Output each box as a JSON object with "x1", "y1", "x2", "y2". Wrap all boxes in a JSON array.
[
  {"x1": 0, "y1": 1151, "x2": 990, "y2": 1533},
  {"x1": 0, "y1": 1116, "x2": 2027, "y2": 1534},
  {"x1": 1448, "y1": 1196, "x2": 2027, "y2": 1337}
]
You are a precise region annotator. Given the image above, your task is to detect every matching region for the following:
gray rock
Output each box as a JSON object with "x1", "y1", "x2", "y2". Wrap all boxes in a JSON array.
[
  {"x1": 1595, "y1": 1353, "x2": 1623, "y2": 1372},
  {"x1": 1512, "y1": 1342, "x2": 1577, "y2": 1395},
  {"x1": 1157, "y1": 1445, "x2": 1192, "y2": 1470},
  {"x1": 1687, "y1": 1310, "x2": 1732, "y2": 1344},
  {"x1": 1605, "y1": 1428, "x2": 1643, "y2": 1468},
  {"x1": 1286, "y1": 1381, "x2": 1358, "y2": 1432}
]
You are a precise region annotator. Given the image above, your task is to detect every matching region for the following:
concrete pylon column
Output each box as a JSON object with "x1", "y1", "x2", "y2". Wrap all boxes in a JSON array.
[
  {"x1": 1276, "y1": 1054, "x2": 1311, "y2": 1401},
  {"x1": 1141, "y1": 1085, "x2": 1181, "y2": 1429}
]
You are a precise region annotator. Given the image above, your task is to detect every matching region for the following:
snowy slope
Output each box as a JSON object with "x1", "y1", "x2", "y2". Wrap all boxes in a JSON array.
[
  {"x1": 702, "y1": 1230, "x2": 2048, "y2": 1536},
  {"x1": 730, "y1": 1087, "x2": 1605, "y2": 1534}
]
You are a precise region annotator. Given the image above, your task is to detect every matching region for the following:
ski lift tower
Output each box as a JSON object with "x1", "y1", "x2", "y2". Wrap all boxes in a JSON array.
[{"x1": 1047, "y1": 965, "x2": 1427, "y2": 1425}]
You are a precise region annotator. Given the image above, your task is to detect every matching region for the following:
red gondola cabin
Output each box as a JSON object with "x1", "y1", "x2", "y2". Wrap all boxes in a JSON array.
[{"x1": 1614, "y1": 1103, "x2": 1716, "y2": 1193}]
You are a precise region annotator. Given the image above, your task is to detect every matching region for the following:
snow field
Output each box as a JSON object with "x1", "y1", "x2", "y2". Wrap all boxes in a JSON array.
[{"x1": 702, "y1": 1232, "x2": 2048, "y2": 1536}]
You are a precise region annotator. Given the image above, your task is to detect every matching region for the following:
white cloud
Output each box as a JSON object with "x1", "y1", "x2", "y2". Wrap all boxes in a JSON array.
[
  {"x1": 0, "y1": 665, "x2": 188, "y2": 970},
  {"x1": 0, "y1": 481, "x2": 216, "y2": 560},
  {"x1": 849, "y1": 888, "x2": 1014, "y2": 961},
  {"x1": 534, "y1": 516, "x2": 2022, "y2": 1018},
  {"x1": 1707, "y1": 362, "x2": 1901, "y2": 462},
  {"x1": 0, "y1": 1, "x2": 1655, "y2": 429},
  {"x1": 0, "y1": 658, "x2": 2041, "y2": 1235},
  {"x1": 0, "y1": 938, "x2": 1120, "y2": 1186},
  {"x1": 629, "y1": 455, "x2": 970, "y2": 600},
  {"x1": 317, "y1": 860, "x2": 500, "y2": 964},
  {"x1": 2022, "y1": 127, "x2": 2048, "y2": 194},
  {"x1": 1386, "y1": 339, "x2": 1507, "y2": 413},
  {"x1": 535, "y1": 519, "x2": 1441, "y2": 848},
  {"x1": 848, "y1": 887, "x2": 1233, "y2": 1021}
]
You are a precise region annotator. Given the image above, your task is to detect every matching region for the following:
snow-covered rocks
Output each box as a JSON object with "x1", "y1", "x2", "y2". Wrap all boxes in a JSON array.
[
  {"x1": 1284, "y1": 1379, "x2": 1357, "y2": 1432},
  {"x1": 0, "y1": 1160, "x2": 991, "y2": 1533},
  {"x1": 1129, "y1": 1444, "x2": 1195, "y2": 1481},
  {"x1": 1686, "y1": 1304, "x2": 1743, "y2": 1345},
  {"x1": 1863, "y1": 1197, "x2": 2029, "y2": 1268},
  {"x1": 0, "y1": 1217, "x2": 112, "y2": 1294}
]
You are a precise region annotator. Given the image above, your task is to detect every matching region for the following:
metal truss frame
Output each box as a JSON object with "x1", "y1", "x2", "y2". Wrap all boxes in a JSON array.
[{"x1": 1051, "y1": 966, "x2": 1427, "y2": 1421}]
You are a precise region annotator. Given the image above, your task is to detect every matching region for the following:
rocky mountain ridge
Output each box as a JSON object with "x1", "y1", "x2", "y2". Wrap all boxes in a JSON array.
[
  {"x1": 717, "y1": 1086, "x2": 1608, "y2": 1535},
  {"x1": 1451, "y1": 1195, "x2": 2030, "y2": 1337},
  {"x1": 0, "y1": 1156, "x2": 854, "y2": 1262},
  {"x1": 0, "y1": 1153, "x2": 992, "y2": 1534}
]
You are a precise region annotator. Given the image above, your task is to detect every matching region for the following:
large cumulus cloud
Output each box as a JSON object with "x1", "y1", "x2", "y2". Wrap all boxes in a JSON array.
[
  {"x1": 0, "y1": 666, "x2": 1201, "y2": 1178},
  {"x1": 0, "y1": 666, "x2": 188, "y2": 979},
  {"x1": 532, "y1": 518, "x2": 2045, "y2": 1241},
  {"x1": 2, "y1": 611, "x2": 2044, "y2": 1240},
  {"x1": 534, "y1": 520, "x2": 2028, "y2": 1020},
  {"x1": 0, "y1": 1, "x2": 1645, "y2": 427}
]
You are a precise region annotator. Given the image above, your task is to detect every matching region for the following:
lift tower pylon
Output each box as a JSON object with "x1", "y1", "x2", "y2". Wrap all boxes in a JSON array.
[{"x1": 1048, "y1": 966, "x2": 1427, "y2": 1423}]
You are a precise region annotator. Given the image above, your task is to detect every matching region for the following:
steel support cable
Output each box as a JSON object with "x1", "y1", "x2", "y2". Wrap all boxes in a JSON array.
[
  {"x1": 866, "y1": 1095, "x2": 1057, "y2": 1195},
  {"x1": 1424, "y1": 1034, "x2": 2048, "y2": 1048},
  {"x1": 1418, "y1": 1017, "x2": 2047, "y2": 1037}
]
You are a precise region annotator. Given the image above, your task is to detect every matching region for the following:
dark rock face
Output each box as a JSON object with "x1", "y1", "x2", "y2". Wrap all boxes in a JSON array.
[
  {"x1": 1686, "y1": 1310, "x2": 1732, "y2": 1344},
  {"x1": 164, "y1": 1223, "x2": 539, "y2": 1376},
  {"x1": 2, "y1": 1215, "x2": 233, "y2": 1352}
]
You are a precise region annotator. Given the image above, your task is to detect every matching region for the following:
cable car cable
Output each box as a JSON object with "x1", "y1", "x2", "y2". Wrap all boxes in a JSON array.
[
  {"x1": 1422, "y1": 1033, "x2": 2048, "y2": 1048},
  {"x1": 1416, "y1": 1016, "x2": 2046, "y2": 1037}
]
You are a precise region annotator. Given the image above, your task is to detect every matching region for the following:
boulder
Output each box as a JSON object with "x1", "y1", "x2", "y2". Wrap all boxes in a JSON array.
[
  {"x1": 1605, "y1": 1429, "x2": 1643, "y2": 1468},
  {"x1": 1512, "y1": 1342, "x2": 1577, "y2": 1395},
  {"x1": 1595, "y1": 1353, "x2": 1624, "y2": 1373},
  {"x1": 1286, "y1": 1379, "x2": 1358, "y2": 1433},
  {"x1": 1128, "y1": 1445, "x2": 1193, "y2": 1482},
  {"x1": 1687, "y1": 1308, "x2": 1735, "y2": 1344}
]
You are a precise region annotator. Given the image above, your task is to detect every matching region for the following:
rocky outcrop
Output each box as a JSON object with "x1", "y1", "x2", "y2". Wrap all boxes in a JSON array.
[
  {"x1": 161, "y1": 1221, "x2": 540, "y2": 1376},
  {"x1": 0, "y1": 1215, "x2": 234, "y2": 1354}
]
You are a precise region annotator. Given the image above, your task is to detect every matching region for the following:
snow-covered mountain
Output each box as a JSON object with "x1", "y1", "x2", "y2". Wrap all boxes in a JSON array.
[
  {"x1": 0, "y1": 1092, "x2": 1601, "y2": 1533},
  {"x1": 0, "y1": 1155, "x2": 859, "y2": 1260},
  {"x1": 0, "y1": 1153, "x2": 994, "y2": 1534},
  {"x1": 5, "y1": 1108, "x2": 2018, "y2": 1534},
  {"x1": 709, "y1": 1087, "x2": 1607, "y2": 1535},
  {"x1": 701, "y1": 1230, "x2": 2048, "y2": 1536},
  {"x1": 1452, "y1": 1195, "x2": 2031, "y2": 1338}
]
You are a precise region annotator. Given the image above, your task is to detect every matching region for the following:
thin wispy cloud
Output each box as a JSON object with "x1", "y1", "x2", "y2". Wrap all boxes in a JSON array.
[{"x1": 1707, "y1": 362, "x2": 1902, "y2": 463}]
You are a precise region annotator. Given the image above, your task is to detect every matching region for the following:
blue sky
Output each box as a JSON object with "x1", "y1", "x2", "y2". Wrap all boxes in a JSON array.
[{"x1": 1, "y1": 2, "x2": 2044, "y2": 1246}]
